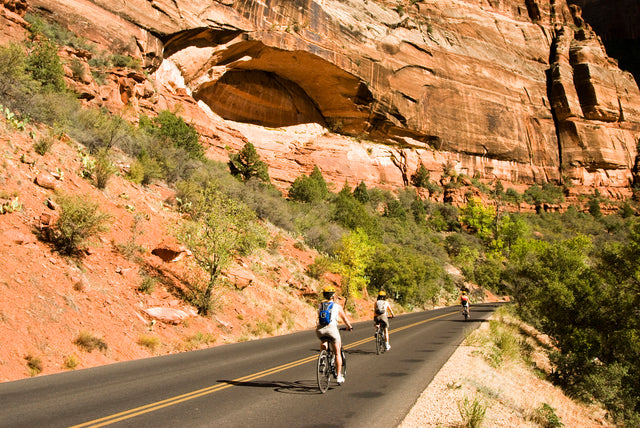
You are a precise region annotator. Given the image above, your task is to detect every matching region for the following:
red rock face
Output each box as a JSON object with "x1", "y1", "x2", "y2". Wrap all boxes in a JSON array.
[{"x1": 25, "y1": 0, "x2": 640, "y2": 192}]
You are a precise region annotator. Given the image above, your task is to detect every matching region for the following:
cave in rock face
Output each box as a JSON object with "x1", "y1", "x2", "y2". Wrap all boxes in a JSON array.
[{"x1": 195, "y1": 69, "x2": 325, "y2": 127}]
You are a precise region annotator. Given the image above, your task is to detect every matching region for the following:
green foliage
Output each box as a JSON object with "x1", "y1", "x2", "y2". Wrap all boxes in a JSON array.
[
  {"x1": 25, "y1": 354, "x2": 43, "y2": 377},
  {"x1": 528, "y1": 403, "x2": 564, "y2": 428},
  {"x1": 366, "y1": 244, "x2": 444, "y2": 306},
  {"x1": 228, "y1": 142, "x2": 270, "y2": 183},
  {"x1": 73, "y1": 330, "x2": 108, "y2": 353},
  {"x1": 523, "y1": 183, "x2": 565, "y2": 206},
  {"x1": 288, "y1": 165, "x2": 329, "y2": 203},
  {"x1": 93, "y1": 149, "x2": 117, "y2": 190},
  {"x1": 331, "y1": 184, "x2": 381, "y2": 238},
  {"x1": 140, "y1": 111, "x2": 203, "y2": 160},
  {"x1": 459, "y1": 197, "x2": 496, "y2": 242},
  {"x1": 411, "y1": 163, "x2": 431, "y2": 188},
  {"x1": 33, "y1": 136, "x2": 54, "y2": 155},
  {"x1": 352, "y1": 181, "x2": 370, "y2": 203},
  {"x1": 137, "y1": 334, "x2": 160, "y2": 352},
  {"x1": 25, "y1": 39, "x2": 66, "y2": 93},
  {"x1": 50, "y1": 193, "x2": 111, "y2": 256},
  {"x1": 305, "y1": 255, "x2": 332, "y2": 279},
  {"x1": 175, "y1": 189, "x2": 267, "y2": 315},
  {"x1": 457, "y1": 396, "x2": 487, "y2": 428},
  {"x1": 333, "y1": 228, "x2": 375, "y2": 301}
]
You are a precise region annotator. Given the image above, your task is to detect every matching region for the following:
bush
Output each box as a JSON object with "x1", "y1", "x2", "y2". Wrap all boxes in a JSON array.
[
  {"x1": 50, "y1": 194, "x2": 111, "y2": 256},
  {"x1": 140, "y1": 111, "x2": 204, "y2": 160},
  {"x1": 288, "y1": 165, "x2": 329, "y2": 203},
  {"x1": 93, "y1": 149, "x2": 117, "y2": 189},
  {"x1": 73, "y1": 330, "x2": 108, "y2": 353},
  {"x1": 25, "y1": 354, "x2": 43, "y2": 377},
  {"x1": 457, "y1": 396, "x2": 486, "y2": 428},
  {"x1": 63, "y1": 354, "x2": 80, "y2": 370},
  {"x1": 228, "y1": 142, "x2": 270, "y2": 183},
  {"x1": 25, "y1": 39, "x2": 65, "y2": 93},
  {"x1": 137, "y1": 334, "x2": 160, "y2": 351},
  {"x1": 33, "y1": 136, "x2": 54, "y2": 155}
]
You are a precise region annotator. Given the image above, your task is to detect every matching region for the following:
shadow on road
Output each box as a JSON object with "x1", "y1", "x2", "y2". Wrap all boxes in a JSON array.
[{"x1": 219, "y1": 379, "x2": 321, "y2": 395}]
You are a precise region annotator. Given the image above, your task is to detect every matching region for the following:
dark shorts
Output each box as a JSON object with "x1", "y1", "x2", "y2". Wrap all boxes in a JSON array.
[{"x1": 374, "y1": 314, "x2": 389, "y2": 328}]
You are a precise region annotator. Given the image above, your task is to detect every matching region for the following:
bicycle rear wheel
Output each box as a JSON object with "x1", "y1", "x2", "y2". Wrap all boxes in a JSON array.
[
  {"x1": 317, "y1": 350, "x2": 331, "y2": 393},
  {"x1": 375, "y1": 328, "x2": 382, "y2": 355},
  {"x1": 340, "y1": 349, "x2": 347, "y2": 379}
]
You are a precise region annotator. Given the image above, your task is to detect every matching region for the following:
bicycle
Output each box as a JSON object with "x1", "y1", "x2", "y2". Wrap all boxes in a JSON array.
[
  {"x1": 317, "y1": 328, "x2": 349, "y2": 393},
  {"x1": 374, "y1": 323, "x2": 386, "y2": 355},
  {"x1": 462, "y1": 305, "x2": 470, "y2": 321}
]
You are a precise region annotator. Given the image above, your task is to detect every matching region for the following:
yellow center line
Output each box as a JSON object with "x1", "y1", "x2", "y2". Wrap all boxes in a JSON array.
[{"x1": 71, "y1": 309, "x2": 457, "y2": 427}]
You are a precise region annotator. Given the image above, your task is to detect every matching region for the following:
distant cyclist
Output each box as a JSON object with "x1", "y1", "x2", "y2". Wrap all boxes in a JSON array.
[
  {"x1": 460, "y1": 290, "x2": 470, "y2": 316},
  {"x1": 373, "y1": 290, "x2": 395, "y2": 351},
  {"x1": 316, "y1": 285, "x2": 353, "y2": 384}
]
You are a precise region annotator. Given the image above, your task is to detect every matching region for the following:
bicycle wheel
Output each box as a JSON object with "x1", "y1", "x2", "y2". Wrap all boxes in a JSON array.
[
  {"x1": 375, "y1": 328, "x2": 382, "y2": 355},
  {"x1": 340, "y1": 349, "x2": 347, "y2": 379},
  {"x1": 317, "y1": 350, "x2": 331, "y2": 393}
]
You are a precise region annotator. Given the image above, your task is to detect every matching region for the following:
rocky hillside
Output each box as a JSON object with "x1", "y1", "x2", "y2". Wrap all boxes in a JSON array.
[
  {"x1": 0, "y1": 0, "x2": 636, "y2": 383},
  {"x1": 19, "y1": 0, "x2": 640, "y2": 199}
]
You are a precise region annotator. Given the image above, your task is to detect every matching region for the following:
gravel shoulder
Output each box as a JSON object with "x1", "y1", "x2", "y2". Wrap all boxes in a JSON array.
[{"x1": 399, "y1": 315, "x2": 611, "y2": 428}]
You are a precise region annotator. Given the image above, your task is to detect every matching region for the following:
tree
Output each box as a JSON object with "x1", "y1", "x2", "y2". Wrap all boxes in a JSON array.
[
  {"x1": 175, "y1": 189, "x2": 266, "y2": 315},
  {"x1": 353, "y1": 181, "x2": 370, "y2": 204},
  {"x1": 459, "y1": 197, "x2": 496, "y2": 242},
  {"x1": 140, "y1": 111, "x2": 203, "y2": 160},
  {"x1": 334, "y1": 228, "x2": 375, "y2": 303},
  {"x1": 288, "y1": 165, "x2": 328, "y2": 203},
  {"x1": 228, "y1": 142, "x2": 270, "y2": 183},
  {"x1": 411, "y1": 163, "x2": 431, "y2": 188},
  {"x1": 25, "y1": 39, "x2": 65, "y2": 93}
]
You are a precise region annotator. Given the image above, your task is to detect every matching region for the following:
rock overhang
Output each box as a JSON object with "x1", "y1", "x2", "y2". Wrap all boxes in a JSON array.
[{"x1": 164, "y1": 29, "x2": 378, "y2": 134}]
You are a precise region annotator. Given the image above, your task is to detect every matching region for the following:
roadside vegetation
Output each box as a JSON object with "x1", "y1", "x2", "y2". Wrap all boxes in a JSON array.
[{"x1": 1, "y1": 12, "x2": 640, "y2": 425}]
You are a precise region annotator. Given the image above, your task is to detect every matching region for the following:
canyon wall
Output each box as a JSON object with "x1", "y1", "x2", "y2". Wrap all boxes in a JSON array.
[{"x1": 26, "y1": 0, "x2": 640, "y2": 195}]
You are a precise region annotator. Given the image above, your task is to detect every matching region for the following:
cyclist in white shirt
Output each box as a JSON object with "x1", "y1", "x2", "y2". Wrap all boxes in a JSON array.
[{"x1": 373, "y1": 290, "x2": 395, "y2": 351}]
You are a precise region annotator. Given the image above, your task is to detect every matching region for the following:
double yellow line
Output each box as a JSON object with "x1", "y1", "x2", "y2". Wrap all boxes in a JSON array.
[{"x1": 71, "y1": 310, "x2": 455, "y2": 427}]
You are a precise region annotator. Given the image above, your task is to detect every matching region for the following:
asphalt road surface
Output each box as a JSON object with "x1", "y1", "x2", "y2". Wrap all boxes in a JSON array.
[{"x1": 0, "y1": 303, "x2": 499, "y2": 427}]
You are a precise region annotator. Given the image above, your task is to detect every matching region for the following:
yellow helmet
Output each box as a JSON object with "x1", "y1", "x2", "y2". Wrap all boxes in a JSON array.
[
  {"x1": 322, "y1": 285, "x2": 336, "y2": 298},
  {"x1": 378, "y1": 290, "x2": 387, "y2": 297},
  {"x1": 462, "y1": 290, "x2": 467, "y2": 295}
]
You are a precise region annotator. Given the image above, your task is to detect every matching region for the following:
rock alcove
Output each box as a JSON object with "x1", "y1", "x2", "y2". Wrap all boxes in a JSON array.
[{"x1": 163, "y1": 29, "x2": 376, "y2": 133}]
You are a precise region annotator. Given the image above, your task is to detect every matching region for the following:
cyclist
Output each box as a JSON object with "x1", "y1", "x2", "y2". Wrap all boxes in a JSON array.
[
  {"x1": 316, "y1": 285, "x2": 353, "y2": 384},
  {"x1": 460, "y1": 290, "x2": 470, "y2": 316},
  {"x1": 373, "y1": 290, "x2": 395, "y2": 351}
]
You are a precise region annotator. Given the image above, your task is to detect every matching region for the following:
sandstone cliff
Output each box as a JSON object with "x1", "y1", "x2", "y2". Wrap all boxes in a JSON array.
[{"x1": 26, "y1": 0, "x2": 640, "y2": 196}]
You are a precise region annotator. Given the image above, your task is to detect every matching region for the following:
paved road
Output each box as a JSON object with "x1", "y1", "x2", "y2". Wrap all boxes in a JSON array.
[{"x1": 0, "y1": 303, "x2": 499, "y2": 427}]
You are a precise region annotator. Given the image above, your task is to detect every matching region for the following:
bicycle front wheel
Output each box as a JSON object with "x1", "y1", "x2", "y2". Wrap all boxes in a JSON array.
[
  {"x1": 340, "y1": 349, "x2": 347, "y2": 379},
  {"x1": 317, "y1": 350, "x2": 331, "y2": 393},
  {"x1": 375, "y1": 329, "x2": 382, "y2": 355}
]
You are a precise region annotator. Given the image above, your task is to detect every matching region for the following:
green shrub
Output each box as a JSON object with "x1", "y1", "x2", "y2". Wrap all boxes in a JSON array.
[
  {"x1": 228, "y1": 142, "x2": 270, "y2": 183},
  {"x1": 457, "y1": 396, "x2": 486, "y2": 428},
  {"x1": 33, "y1": 136, "x2": 54, "y2": 155},
  {"x1": 93, "y1": 149, "x2": 117, "y2": 189},
  {"x1": 184, "y1": 332, "x2": 215, "y2": 350},
  {"x1": 305, "y1": 255, "x2": 332, "y2": 279},
  {"x1": 51, "y1": 193, "x2": 111, "y2": 256},
  {"x1": 528, "y1": 403, "x2": 564, "y2": 428},
  {"x1": 63, "y1": 354, "x2": 80, "y2": 370},
  {"x1": 73, "y1": 330, "x2": 108, "y2": 353},
  {"x1": 140, "y1": 111, "x2": 203, "y2": 160},
  {"x1": 137, "y1": 334, "x2": 160, "y2": 351},
  {"x1": 288, "y1": 165, "x2": 329, "y2": 203},
  {"x1": 25, "y1": 39, "x2": 65, "y2": 93},
  {"x1": 25, "y1": 353, "x2": 43, "y2": 376}
]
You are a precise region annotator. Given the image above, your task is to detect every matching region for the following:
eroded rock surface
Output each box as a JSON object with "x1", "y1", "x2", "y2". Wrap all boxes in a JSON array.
[{"x1": 27, "y1": 0, "x2": 640, "y2": 192}]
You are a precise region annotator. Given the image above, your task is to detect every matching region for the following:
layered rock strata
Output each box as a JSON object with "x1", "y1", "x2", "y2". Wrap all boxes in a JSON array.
[{"x1": 27, "y1": 0, "x2": 640, "y2": 193}]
